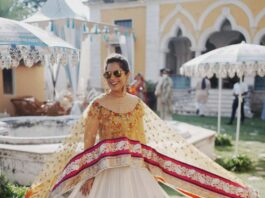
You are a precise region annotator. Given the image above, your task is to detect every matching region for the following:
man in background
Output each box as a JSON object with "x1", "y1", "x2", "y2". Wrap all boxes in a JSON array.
[
  {"x1": 155, "y1": 68, "x2": 173, "y2": 120},
  {"x1": 195, "y1": 77, "x2": 211, "y2": 116},
  {"x1": 227, "y1": 78, "x2": 248, "y2": 125}
]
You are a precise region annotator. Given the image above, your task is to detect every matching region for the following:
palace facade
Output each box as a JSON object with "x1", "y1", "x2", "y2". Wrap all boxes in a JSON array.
[{"x1": 85, "y1": 0, "x2": 265, "y2": 115}]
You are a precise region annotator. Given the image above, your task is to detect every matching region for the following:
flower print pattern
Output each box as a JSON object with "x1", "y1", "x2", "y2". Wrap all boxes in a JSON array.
[{"x1": 85, "y1": 100, "x2": 146, "y2": 144}]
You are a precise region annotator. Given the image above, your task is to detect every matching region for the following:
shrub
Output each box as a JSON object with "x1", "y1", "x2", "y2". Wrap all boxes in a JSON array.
[
  {"x1": 145, "y1": 80, "x2": 156, "y2": 92},
  {"x1": 215, "y1": 133, "x2": 233, "y2": 147},
  {"x1": 0, "y1": 175, "x2": 28, "y2": 198},
  {"x1": 215, "y1": 154, "x2": 253, "y2": 172},
  {"x1": 10, "y1": 184, "x2": 28, "y2": 198},
  {"x1": 145, "y1": 80, "x2": 157, "y2": 111},
  {"x1": 0, "y1": 175, "x2": 16, "y2": 198}
]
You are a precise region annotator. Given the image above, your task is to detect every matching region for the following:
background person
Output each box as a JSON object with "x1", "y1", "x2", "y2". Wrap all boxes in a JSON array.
[
  {"x1": 154, "y1": 68, "x2": 173, "y2": 120},
  {"x1": 195, "y1": 77, "x2": 211, "y2": 116},
  {"x1": 227, "y1": 77, "x2": 248, "y2": 125},
  {"x1": 128, "y1": 73, "x2": 147, "y2": 103},
  {"x1": 154, "y1": 68, "x2": 164, "y2": 115}
]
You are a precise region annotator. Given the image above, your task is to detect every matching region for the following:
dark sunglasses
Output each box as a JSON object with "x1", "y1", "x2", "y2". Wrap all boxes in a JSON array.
[{"x1": 103, "y1": 70, "x2": 123, "y2": 79}]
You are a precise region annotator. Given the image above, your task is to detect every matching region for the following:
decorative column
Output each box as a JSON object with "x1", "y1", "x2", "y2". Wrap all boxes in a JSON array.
[
  {"x1": 89, "y1": 6, "x2": 102, "y2": 90},
  {"x1": 145, "y1": 2, "x2": 160, "y2": 82}
]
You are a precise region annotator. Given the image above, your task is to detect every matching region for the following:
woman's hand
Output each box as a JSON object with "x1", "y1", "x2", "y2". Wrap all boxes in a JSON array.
[{"x1": 80, "y1": 178, "x2": 94, "y2": 196}]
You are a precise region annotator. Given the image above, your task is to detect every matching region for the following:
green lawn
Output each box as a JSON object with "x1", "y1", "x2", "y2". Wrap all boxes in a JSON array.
[
  {"x1": 173, "y1": 114, "x2": 265, "y2": 142},
  {"x1": 172, "y1": 114, "x2": 265, "y2": 197}
]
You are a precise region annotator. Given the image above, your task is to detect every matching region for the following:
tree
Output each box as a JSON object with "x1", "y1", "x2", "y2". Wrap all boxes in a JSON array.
[
  {"x1": 23, "y1": 0, "x2": 47, "y2": 11},
  {"x1": 0, "y1": 0, "x2": 31, "y2": 20}
]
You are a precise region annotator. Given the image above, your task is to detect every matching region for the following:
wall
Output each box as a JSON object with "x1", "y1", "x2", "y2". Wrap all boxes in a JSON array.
[
  {"x1": 0, "y1": 64, "x2": 45, "y2": 116},
  {"x1": 101, "y1": 5, "x2": 146, "y2": 78}
]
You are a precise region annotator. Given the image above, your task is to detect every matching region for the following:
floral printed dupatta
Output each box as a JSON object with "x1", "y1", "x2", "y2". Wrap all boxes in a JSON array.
[{"x1": 26, "y1": 101, "x2": 258, "y2": 198}]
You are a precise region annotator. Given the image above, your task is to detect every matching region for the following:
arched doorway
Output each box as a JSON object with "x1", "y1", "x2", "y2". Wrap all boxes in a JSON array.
[
  {"x1": 165, "y1": 29, "x2": 194, "y2": 89},
  {"x1": 203, "y1": 19, "x2": 246, "y2": 89},
  {"x1": 255, "y1": 35, "x2": 265, "y2": 91}
]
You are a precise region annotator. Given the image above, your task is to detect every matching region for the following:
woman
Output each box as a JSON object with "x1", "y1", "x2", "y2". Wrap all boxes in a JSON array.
[
  {"x1": 128, "y1": 73, "x2": 147, "y2": 103},
  {"x1": 70, "y1": 55, "x2": 167, "y2": 197},
  {"x1": 26, "y1": 54, "x2": 257, "y2": 198}
]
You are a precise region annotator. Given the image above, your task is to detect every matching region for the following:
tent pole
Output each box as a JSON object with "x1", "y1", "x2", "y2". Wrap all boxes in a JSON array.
[
  {"x1": 217, "y1": 76, "x2": 222, "y2": 134},
  {"x1": 235, "y1": 76, "x2": 242, "y2": 155}
]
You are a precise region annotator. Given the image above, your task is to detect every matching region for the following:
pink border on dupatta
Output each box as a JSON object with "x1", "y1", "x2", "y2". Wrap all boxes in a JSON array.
[{"x1": 52, "y1": 137, "x2": 254, "y2": 198}]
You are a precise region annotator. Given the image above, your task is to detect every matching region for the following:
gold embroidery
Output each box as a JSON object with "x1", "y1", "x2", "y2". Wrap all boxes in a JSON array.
[{"x1": 86, "y1": 100, "x2": 146, "y2": 144}]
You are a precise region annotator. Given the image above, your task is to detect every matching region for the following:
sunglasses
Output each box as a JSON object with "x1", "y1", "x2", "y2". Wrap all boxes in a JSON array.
[{"x1": 103, "y1": 70, "x2": 123, "y2": 79}]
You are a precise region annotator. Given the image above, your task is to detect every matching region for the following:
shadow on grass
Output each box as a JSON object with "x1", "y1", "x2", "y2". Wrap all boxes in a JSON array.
[{"x1": 215, "y1": 145, "x2": 234, "y2": 152}]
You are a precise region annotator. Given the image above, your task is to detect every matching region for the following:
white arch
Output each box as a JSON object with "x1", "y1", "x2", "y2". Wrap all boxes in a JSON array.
[
  {"x1": 159, "y1": 19, "x2": 196, "y2": 69},
  {"x1": 253, "y1": 28, "x2": 265, "y2": 44},
  {"x1": 160, "y1": 19, "x2": 196, "y2": 52},
  {"x1": 198, "y1": 8, "x2": 251, "y2": 51},
  {"x1": 160, "y1": 4, "x2": 197, "y2": 33},
  {"x1": 198, "y1": 0, "x2": 254, "y2": 30},
  {"x1": 254, "y1": 8, "x2": 265, "y2": 28}
]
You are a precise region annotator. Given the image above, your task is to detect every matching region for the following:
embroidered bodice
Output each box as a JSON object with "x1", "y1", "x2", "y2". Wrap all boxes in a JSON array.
[{"x1": 87, "y1": 100, "x2": 146, "y2": 144}]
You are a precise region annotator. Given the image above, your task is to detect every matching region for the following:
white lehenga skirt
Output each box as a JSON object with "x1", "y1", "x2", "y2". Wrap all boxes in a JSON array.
[
  {"x1": 50, "y1": 138, "x2": 257, "y2": 198},
  {"x1": 68, "y1": 166, "x2": 169, "y2": 198}
]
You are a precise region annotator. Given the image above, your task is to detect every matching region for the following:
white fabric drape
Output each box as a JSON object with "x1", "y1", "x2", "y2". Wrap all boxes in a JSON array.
[{"x1": 68, "y1": 166, "x2": 169, "y2": 198}]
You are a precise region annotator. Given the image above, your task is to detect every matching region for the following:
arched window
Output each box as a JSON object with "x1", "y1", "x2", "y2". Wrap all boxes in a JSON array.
[
  {"x1": 203, "y1": 19, "x2": 246, "y2": 89},
  {"x1": 255, "y1": 35, "x2": 265, "y2": 90},
  {"x1": 165, "y1": 29, "x2": 194, "y2": 74},
  {"x1": 220, "y1": 19, "x2": 232, "y2": 31},
  {"x1": 165, "y1": 28, "x2": 193, "y2": 89},
  {"x1": 2, "y1": 69, "x2": 14, "y2": 95}
]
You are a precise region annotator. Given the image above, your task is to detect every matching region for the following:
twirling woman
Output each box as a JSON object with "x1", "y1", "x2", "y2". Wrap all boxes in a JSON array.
[{"x1": 26, "y1": 54, "x2": 258, "y2": 198}]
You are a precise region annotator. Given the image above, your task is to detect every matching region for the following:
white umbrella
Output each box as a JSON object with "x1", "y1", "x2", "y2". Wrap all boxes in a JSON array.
[
  {"x1": 0, "y1": 17, "x2": 78, "y2": 100},
  {"x1": 0, "y1": 17, "x2": 75, "y2": 52},
  {"x1": 180, "y1": 42, "x2": 265, "y2": 154}
]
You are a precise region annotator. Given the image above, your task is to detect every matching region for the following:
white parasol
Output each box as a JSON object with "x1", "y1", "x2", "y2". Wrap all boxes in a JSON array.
[
  {"x1": 180, "y1": 42, "x2": 265, "y2": 154},
  {"x1": 0, "y1": 17, "x2": 78, "y2": 100}
]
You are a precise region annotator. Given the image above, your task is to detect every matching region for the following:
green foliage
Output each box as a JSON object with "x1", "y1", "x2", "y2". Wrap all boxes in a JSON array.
[
  {"x1": 0, "y1": 0, "x2": 31, "y2": 20},
  {"x1": 23, "y1": 0, "x2": 47, "y2": 10},
  {"x1": 172, "y1": 115, "x2": 265, "y2": 143},
  {"x1": 215, "y1": 133, "x2": 233, "y2": 147},
  {"x1": 0, "y1": 175, "x2": 15, "y2": 198},
  {"x1": 215, "y1": 154, "x2": 253, "y2": 172},
  {"x1": 0, "y1": 175, "x2": 28, "y2": 198},
  {"x1": 145, "y1": 80, "x2": 156, "y2": 92},
  {"x1": 159, "y1": 182, "x2": 184, "y2": 196},
  {"x1": 10, "y1": 184, "x2": 28, "y2": 198}
]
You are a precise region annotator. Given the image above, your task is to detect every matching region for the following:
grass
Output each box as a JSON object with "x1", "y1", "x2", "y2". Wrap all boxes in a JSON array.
[
  {"x1": 160, "y1": 182, "x2": 184, "y2": 197},
  {"x1": 173, "y1": 114, "x2": 265, "y2": 142},
  {"x1": 216, "y1": 141, "x2": 265, "y2": 197},
  {"x1": 172, "y1": 113, "x2": 265, "y2": 197}
]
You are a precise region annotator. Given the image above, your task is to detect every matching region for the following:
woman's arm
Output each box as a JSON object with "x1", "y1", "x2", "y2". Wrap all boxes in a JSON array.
[
  {"x1": 81, "y1": 102, "x2": 100, "y2": 195},
  {"x1": 84, "y1": 116, "x2": 99, "y2": 149}
]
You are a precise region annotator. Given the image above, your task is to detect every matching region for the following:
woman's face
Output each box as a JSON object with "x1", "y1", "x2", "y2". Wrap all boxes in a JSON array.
[{"x1": 105, "y1": 62, "x2": 129, "y2": 92}]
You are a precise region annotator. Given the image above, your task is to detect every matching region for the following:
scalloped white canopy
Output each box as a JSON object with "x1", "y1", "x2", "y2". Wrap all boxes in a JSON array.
[
  {"x1": 0, "y1": 17, "x2": 78, "y2": 69},
  {"x1": 24, "y1": 0, "x2": 90, "y2": 23},
  {"x1": 180, "y1": 42, "x2": 265, "y2": 78}
]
